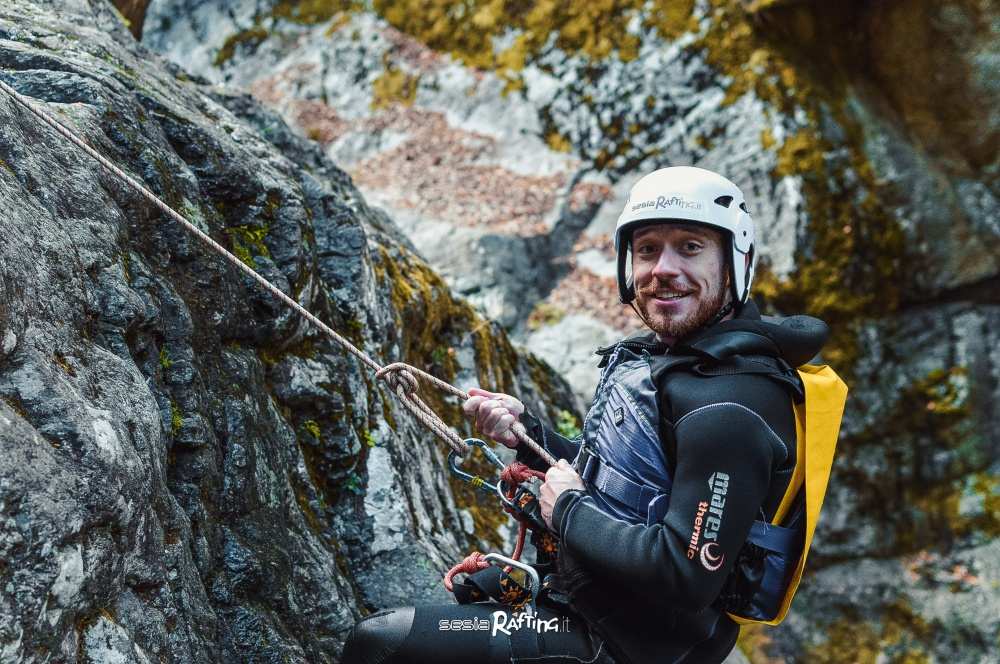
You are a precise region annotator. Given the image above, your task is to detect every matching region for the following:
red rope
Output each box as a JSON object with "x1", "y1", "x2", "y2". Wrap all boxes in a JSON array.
[
  {"x1": 443, "y1": 551, "x2": 490, "y2": 592},
  {"x1": 500, "y1": 462, "x2": 546, "y2": 487}
]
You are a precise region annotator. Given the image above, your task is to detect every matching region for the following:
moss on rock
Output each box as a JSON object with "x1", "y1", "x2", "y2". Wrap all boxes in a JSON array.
[
  {"x1": 835, "y1": 367, "x2": 999, "y2": 553},
  {"x1": 804, "y1": 601, "x2": 934, "y2": 664}
]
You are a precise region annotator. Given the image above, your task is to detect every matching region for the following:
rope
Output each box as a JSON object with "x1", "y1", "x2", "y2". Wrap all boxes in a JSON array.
[
  {"x1": 499, "y1": 462, "x2": 548, "y2": 562},
  {"x1": 0, "y1": 75, "x2": 557, "y2": 466},
  {"x1": 443, "y1": 551, "x2": 490, "y2": 592}
]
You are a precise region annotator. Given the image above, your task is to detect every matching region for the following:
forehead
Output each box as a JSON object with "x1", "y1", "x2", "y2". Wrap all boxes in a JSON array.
[{"x1": 632, "y1": 222, "x2": 721, "y2": 243}]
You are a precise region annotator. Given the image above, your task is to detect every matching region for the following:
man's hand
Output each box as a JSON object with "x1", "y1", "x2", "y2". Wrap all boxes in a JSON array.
[
  {"x1": 461, "y1": 387, "x2": 525, "y2": 449},
  {"x1": 540, "y1": 459, "x2": 585, "y2": 529}
]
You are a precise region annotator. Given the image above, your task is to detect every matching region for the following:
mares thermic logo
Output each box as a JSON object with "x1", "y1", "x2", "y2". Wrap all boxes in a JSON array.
[
  {"x1": 631, "y1": 196, "x2": 704, "y2": 213},
  {"x1": 687, "y1": 471, "x2": 730, "y2": 572}
]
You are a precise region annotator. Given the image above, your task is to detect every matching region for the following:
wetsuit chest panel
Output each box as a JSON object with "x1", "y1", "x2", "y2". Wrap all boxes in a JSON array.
[{"x1": 579, "y1": 347, "x2": 672, "y2": 525}]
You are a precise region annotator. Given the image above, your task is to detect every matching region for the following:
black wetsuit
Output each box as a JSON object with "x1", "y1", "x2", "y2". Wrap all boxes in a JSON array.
[{"x1": 341, "y1": 300, "x2": 826, "y2": 664}]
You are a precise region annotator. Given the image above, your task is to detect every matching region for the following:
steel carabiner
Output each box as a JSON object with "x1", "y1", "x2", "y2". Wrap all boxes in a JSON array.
[{"x1": 448, "y1": 438, "x2": 507, "y2": 495}]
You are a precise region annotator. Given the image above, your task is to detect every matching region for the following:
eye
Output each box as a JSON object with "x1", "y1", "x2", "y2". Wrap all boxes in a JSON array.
[{"x1": 681, "y1": 240, "x2": 703, "y2": 254}]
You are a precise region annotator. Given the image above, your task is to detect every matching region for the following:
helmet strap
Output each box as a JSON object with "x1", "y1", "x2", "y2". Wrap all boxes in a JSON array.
[
  {"x1": 703, "y1": 299, "x2": 735, "y2": 329},
  {"x1": 628, "y1": 299, "x2": 651, "y2": 328}
]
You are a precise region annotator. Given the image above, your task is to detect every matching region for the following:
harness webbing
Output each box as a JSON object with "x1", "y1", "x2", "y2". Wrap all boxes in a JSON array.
[{"x1": 0, "y1": 76, "x2": 556, "y2": 467}]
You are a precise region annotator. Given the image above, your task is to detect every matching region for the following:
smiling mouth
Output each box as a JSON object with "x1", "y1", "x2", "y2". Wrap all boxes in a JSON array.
[{"x1": 651, "y1": 292, "x2": 691, "y2": 301}]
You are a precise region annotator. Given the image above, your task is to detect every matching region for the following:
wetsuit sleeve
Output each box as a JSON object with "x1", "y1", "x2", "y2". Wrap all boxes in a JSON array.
[
  {"x1": 514, "y1": 410, "x2": 582, "y2": 473},
  {"x1": 551, "y1": 403, "x2": 787, "y2": 612}
]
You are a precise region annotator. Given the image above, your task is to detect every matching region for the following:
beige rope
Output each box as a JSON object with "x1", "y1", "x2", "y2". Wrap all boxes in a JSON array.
[{"x1": 0, "y1": 76, "x2": 557, "y2": 467}]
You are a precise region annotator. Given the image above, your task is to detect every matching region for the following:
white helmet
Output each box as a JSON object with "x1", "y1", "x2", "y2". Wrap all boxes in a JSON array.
[{"x1": 614, "y1": 166, "x2": 756, "y2": 306}]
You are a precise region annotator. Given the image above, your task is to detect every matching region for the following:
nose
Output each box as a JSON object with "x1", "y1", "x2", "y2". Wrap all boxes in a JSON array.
[{"x1": 651, "y1": 246, "x2": 682, "y2": 281}]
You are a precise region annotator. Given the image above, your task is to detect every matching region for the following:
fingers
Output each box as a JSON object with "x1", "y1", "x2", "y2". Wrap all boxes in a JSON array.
[
  {"x1": 481, "y1": 403, "x2": 507, "y2": 433},
  {"x1": 500, "y1": 395, "x2": 525, "y2": 416},
  {"x1": 539, "y1": 481, "x2": 554, "y2": 527},
  {"x1": 462, "y1": 394, "x2": 487, "y2": 417},
  {"x1": 462, "y1": 388, "x2": 525, "y2": 446}
]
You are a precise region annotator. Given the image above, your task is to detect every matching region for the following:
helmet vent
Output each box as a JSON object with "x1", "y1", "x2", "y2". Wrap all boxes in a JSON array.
[
  {"x1": 714, "y1": 195, "x2": 733, "y2": 208},
  {"x1": 739, "y1": 202, "x2": 750, "y2": 214}
]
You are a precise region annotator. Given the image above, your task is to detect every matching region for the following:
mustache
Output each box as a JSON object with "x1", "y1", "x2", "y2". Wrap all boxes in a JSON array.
[{"x1": 637, "y1": 282, "x2": 696, "y2": 296}]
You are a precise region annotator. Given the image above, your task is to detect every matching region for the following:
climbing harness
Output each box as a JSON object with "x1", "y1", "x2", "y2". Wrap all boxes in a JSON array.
[
  {"x1": 0, "y1": 74, "x2": 558, "y2": 601},
  {"x1": 447, "y1": 438, "x2": 556, "y2": 600}
]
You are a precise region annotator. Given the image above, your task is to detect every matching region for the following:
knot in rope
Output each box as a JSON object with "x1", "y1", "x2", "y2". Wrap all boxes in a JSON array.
[
  {"x1": 443, "y1": 551, "x2": 490, "y2": 592},
  {"x1": 500, "y1": 461, "x2": 547, "y2": 488},
  {"x1": 375, "y1": 363, "x2": 420, "y2": 396}
]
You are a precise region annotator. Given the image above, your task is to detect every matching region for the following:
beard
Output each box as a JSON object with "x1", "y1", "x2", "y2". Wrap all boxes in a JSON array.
[{"x1": 636, "y1": 275, "x2": 730, "y2": 342}]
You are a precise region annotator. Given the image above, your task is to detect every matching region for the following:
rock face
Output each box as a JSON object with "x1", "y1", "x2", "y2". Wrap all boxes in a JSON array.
[
  {"x1": 142, "y1": 0, "x2": 1000, "y2": 661},
  {"x1": 0, "y1": 1, "x2": 580, "y2": 661}
]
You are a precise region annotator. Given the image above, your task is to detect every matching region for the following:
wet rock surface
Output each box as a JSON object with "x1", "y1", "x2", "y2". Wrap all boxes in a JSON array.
[{"x1": 0, "y1": 1, "x2": 579, "y2": 661}]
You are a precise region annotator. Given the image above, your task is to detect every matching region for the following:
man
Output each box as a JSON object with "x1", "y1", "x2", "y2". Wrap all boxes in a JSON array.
[{"x1": 342, "y1": 166, "x2": 830, "y2": 663}]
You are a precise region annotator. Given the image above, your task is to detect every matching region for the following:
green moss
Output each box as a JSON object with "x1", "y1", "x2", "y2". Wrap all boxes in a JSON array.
[
  {"x1": 344, "y1": 470, "x2": 365, "y2": 495},
  {"x1": 372, "y1": 244, "x2": 536, "y2": 546},
  {"x1": 170, "y1": 401, "x2": 182, "y2": 436},
  {"x1": 805, "y1": 601, "x2": 933, "y2": 664},
  {"x1": 214, "y1": 27, "x2": 270, "y2": 66},
  {"x1": 836, "y1": 367, "x2": 999, "y2": 552},
  {"x1": 159, "y1": 347, "x2": 173, "y2": 370},
  {"x1": 361, "y1": 429, "x2": 377, "y2": 448},
  {"x1": 225, "y1": 224, "x2": 270, "y2": 269},
  {"x1": 555, "y1": 410, "x2": 581, "y2": 439},
  {"x1": 303, "y1": 419, "x2": 322, "y2": 440}
]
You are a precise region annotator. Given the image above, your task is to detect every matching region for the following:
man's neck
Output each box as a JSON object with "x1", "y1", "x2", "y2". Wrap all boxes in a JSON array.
[{"x1": 654, "y1": 307, "x2": 737, "y2": 347}]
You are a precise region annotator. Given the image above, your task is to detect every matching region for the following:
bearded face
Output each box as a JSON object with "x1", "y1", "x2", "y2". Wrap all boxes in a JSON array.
[{"x1": 630, "y1": 222, "x2": 730, "y2": 344}]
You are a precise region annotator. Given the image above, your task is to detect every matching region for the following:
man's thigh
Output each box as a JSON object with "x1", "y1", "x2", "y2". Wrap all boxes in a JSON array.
[{"x1": 342, "y1": 602, "x2": 613, "y2": 664}]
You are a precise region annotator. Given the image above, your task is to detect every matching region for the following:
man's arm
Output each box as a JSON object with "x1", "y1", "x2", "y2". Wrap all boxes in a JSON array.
[{"x1": 550, "y1": 402, "x2": 786, "y2": 612}]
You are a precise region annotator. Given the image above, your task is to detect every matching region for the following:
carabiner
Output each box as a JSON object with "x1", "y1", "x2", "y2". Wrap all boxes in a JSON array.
[
  {"x1": 484, "y1": 552, "x2": 540, "y2": 615},
  {"x1": 448, "y1": 438, "x2": 506, "y2": 495}
]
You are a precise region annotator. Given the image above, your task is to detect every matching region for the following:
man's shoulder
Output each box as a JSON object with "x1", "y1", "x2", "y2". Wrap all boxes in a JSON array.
[{"x1": 656, "y1": 363, "x2": 794, "y2": 423}]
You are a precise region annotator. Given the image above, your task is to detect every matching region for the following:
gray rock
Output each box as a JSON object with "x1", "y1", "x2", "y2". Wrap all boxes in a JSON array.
[{"x1": 0, "y1": 1, "x2": 579, "y2": 661}]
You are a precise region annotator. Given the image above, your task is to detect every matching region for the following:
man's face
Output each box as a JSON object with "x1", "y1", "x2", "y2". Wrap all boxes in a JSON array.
[{"x1": 631, "y1": 222, "x2": 729, "y2": 344}]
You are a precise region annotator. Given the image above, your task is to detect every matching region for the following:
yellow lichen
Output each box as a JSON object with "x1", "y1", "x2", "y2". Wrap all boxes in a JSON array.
[
  {"x1": 370, "y1": 64, "x2": 421, "y2": 110},
  {"x1": 272, "y1": 0, "x2": 358, "y2": 25},
  {"x1": 526, "y1": 301, "x2": 566, "y2": 330},
  {"x1": 545, "y1": 130, "x2": 572, "y2": 153},
  {"x1": 225, "y1": 224, "x2": 270, "y2": 269},
  {"x1": 170, "y1": 401, "x2": 182, "y2": 436},
  {"x1": 214, "y1": 27, "x2": 269, "y2": 66},
  {"x1": 839, "y1": 367, "x2": 999, "y2": 548},
  {"x1": 805, "y1": 601, "x2": 933, "y2": 664}
]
